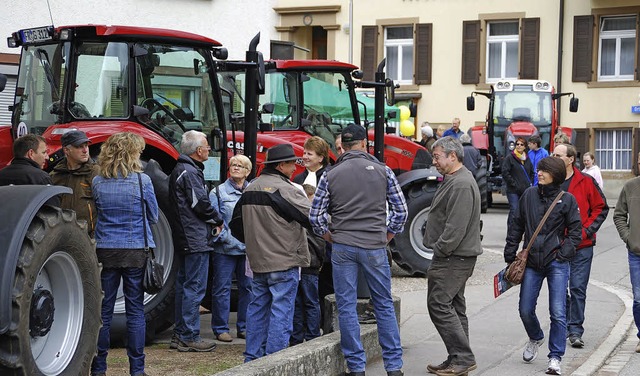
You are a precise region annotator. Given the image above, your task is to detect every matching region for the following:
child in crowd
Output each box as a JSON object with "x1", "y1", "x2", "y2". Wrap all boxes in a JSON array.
[{"x1": 290, "y1": 184, "x2": 326, "y2": 345}]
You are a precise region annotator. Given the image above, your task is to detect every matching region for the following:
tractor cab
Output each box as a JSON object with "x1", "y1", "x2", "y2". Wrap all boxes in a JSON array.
[{"x1": 4, "y1": 25, "x2": 229, "y2": 171}]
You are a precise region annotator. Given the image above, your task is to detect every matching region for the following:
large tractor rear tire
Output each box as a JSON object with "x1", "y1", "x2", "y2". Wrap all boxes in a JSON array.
[
  {"x1": 389, "y1": 183, "x2": 435, "y2": 277},
  {"x1": 0, "y1": 206, "x2": 101, "y2": 376}
]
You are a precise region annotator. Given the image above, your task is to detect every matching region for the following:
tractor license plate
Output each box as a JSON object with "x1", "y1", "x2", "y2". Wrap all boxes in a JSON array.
[{"x1": 19, "y1": 27, "x2": 52, "y2": 44}]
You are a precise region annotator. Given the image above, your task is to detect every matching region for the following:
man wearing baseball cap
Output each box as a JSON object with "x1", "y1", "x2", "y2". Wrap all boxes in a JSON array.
[
  {"x1": 230, "y1": 143, "x2": 312, "y2": 362},
  {"x1": 310, "y1": 123, "x2": 408, "y2": 376},
  {"x1": 51, "y1": 130, "x2": 99, "y2": 236}
]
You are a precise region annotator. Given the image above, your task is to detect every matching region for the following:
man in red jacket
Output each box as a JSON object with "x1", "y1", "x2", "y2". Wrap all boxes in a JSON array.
[{"x1": 553, "y1": 143, "x2": 609, "y2": 348}]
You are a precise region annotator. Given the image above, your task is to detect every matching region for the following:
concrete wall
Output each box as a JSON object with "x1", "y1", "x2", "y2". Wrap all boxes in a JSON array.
[{"x1": 0, "y1": 0, "x2": 278, "y2": 60}]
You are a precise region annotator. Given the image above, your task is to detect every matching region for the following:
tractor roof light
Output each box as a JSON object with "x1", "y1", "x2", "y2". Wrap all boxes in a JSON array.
[
  {"x1": 59, "y1": 29, "x2": 71, "y2": 41},
  {"x1": 7, "y1": 36, "x2": 18, "y2": 48},
  {"x1": 496, "y1": 82, "x2": 504, "y2": 89},
  {"x1": 504, "y1": 82, "x2": 510, "y2": 88}
]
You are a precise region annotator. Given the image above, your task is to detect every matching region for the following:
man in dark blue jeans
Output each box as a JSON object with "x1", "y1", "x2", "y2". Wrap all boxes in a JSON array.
[
  {"x1": 169, "y1": 130, "x2": 223, "y2": 352},
  {"x1": 230, "y1": 144, "x2": 312, "y2": 362},
  {"x1": 553, "y1": 144, "x2": 608, "y2": 349},
  {"x1": 614, "y1": 157, "x2": 640, "y2": 353},
  {"x1": 310, "y1": 124, "x2": 407, "y2": 376}
]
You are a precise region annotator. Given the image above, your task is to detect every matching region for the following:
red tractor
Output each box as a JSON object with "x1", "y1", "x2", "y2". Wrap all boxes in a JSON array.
[
  {"x1": 217, "y1": 59, "x2": 443, "y2": 276},
  {"x1": 466, "y1": 79, "x2": 578, "y2": 206},
  {"x1": 0, "y1": 24, "x2": 265, "y2": 375}
]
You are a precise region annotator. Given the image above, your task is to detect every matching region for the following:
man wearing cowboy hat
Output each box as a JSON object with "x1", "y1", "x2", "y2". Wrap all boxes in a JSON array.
[{"x1": 230, "y1": 143, "x2": 312, "y2": 362}]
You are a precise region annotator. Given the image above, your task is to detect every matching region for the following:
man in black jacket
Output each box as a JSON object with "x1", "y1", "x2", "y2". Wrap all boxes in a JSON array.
[
  {"x1": 169, "y1": 130, "x2": 223, "y2": 353},
  {"x1": 0, "y1": 134, "x2": 52, "y2": 186}
]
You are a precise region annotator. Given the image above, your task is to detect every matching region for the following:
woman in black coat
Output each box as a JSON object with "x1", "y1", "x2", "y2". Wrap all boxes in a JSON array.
[
  {"x1": 504, "y1": 156, "x2": 582, "y2": 376},
  {"x1": 502, "y1": 137, "x2": 534, "y2": 224}
]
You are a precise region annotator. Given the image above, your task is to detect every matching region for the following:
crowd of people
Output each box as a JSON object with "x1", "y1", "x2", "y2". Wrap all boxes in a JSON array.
[{"x1": 2, "y1": 121, "x2": 640, "y2": 376}]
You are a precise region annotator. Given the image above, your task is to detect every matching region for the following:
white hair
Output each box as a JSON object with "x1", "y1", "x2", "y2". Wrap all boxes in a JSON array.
[
  {"x1": 181, "y1": 130, "x2": 207, "y2": 155},
  {"x1": 421, "y1": 125, "x2": 434, "y2": 138}
]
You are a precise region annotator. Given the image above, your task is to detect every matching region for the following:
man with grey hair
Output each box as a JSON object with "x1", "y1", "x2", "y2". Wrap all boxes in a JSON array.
[
  {"x1": 459, "y1": 133, "x2": 482, "y2": 178},
  {"x1": 424, "y1": 136, "x2": 482, "y2": 376},
  {"x1": 169, "y1": 130, "x2": 224, "y2": 352}
]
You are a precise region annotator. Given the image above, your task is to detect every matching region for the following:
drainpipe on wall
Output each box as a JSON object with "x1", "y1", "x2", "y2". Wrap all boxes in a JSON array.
[
  {"x1": 349, "y1": 0, "x2": 353, "y2": 64},
  {"x1": 556, "y1": 0, "x2": 565, "y2": 125}
]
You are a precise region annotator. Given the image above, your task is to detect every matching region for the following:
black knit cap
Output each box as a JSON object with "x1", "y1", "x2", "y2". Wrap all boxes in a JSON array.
[{"x1": 537, "y1": 156, "x2": 566, "y2": 185}]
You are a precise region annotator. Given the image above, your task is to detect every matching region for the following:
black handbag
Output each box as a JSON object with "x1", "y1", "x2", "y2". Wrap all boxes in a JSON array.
[{"x1": 138, "y1": 173, "x2": 164, "y2": 294}]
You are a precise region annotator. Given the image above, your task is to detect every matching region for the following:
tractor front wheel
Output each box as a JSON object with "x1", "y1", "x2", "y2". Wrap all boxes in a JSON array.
[{"x1": 0, "y1": 206, "x2": 101, "y2": 376}]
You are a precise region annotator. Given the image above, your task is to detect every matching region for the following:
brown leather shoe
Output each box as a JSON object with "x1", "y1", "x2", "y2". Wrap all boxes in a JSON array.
[
  {"x1": 435, "y1": 363, "x2": 477, "y2": 376},
  {"x1": 216, "y1": 332, "x2": 233, "y2": 342},
  {"x1": 177, "y1": 338, "x2": 216, "y2": 352},
  {"x1": 427, "y1": 358, "x2": 451, "y2": 374}
]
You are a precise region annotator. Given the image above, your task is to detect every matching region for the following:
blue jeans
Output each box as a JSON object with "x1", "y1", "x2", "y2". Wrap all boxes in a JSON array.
[
  {"x1": 174, "y1": 252, "x2": 210, "y2": 342},
  {"x1": 244, "y1": 268, "x2": 300, "y2": 362},
  {"x1": 567, "y1": 246, "x2": 594, "y2": 337},
  {"x1": 629, "y1": 251, "x2": 640, "y2": 339},
  {"x1": 506, "y1": 192, "x2": 520, "y2": 225},
  {"x1": 331, "y1": 243, "x2": 402, "y2": 373},
  {"x1": 210, "y1": 253, "x2": 252, "y2": 335},
  {"x1": 519, "y1": 260, "x2": 570, "y2": 360},
  {"x1": 91, "y1": 267, "x2": 145, "y2": 376},
  {"x1": 291, "y1": 273, "x2": 321, "y2": 345}
]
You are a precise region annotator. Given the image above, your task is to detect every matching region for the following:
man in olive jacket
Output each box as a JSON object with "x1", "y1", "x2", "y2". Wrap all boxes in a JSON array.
[
  {"x1": 614, "y1": 155, "x2": 640, "y2": 353},
  {"x1": 423, "y1": 136, "x2": 482, "y2": 376},
  {"x1": 230, "y1": 143, "x2": 311, "y2": 362},
  {"x1": 50, "y1": 130, "x2": 98, "y2": 237}
]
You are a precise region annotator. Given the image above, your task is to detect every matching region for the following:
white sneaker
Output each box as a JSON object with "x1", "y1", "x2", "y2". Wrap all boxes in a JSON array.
[
  {"x1": 522, "y1": 338, "x2": 544, "y2": 363},
  {"x1": 546, "y1": 357, "x2": 561, "y2": 375}
]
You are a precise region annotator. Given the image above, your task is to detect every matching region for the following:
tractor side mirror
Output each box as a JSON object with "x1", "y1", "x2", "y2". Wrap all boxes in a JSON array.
[
  {"x1": 262, "y1": 103, "x2": 274, "y2": 114},
  {"x1": 385, "y1": 78, "x2": 395, "y2": 106},
  {"x1": 467, "y1": 96, "x2": 475, "y2": 111},
  {"x1": 211, "y1": 128, "x2": 223, "y2": 152},
  {"x1": 569, "y1": 97, "x2": 579, "y2": 113}
]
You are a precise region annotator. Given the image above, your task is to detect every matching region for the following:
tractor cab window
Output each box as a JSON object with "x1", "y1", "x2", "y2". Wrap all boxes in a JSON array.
[
  {"x1": 13, "y1": 42, "x2": 69, "y2": 136},
  {"x1": 266, "y1": 71, "x2": 300, "y2": 131},
  {"x1": 134, "y1": 44, "x2": 217, "y2": 147},
  {"x1": 300, "y1": 72, "x2": 354, "y2": 151},
  {"x1": 74, "y1": 42, "x2": 129, "y2": 119}
]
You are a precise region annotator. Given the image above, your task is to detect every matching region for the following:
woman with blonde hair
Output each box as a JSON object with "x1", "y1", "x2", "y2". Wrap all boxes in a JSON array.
[
  {"x1": 294, "y1": 136, "x2": 330, "y2": 187},
  {"x1": 209, "y1": 154, "x2": 253, "y2": 342},
  {"x1": 91, "y1": 132, "x2": 159, "y2": 376}
]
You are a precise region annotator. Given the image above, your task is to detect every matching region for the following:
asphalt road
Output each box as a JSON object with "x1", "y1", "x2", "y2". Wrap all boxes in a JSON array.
[{"x1": 365, "y1": 194, "x2": 639, "y2": 375}]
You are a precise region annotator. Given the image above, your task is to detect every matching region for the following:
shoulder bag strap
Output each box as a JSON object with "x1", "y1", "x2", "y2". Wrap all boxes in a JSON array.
[
  {"x1": 523, "y1": 191, "x2": 564, "y2": 254},
  {"x1": 137, "y1": 173, "x2": 152, "y2": 257}
]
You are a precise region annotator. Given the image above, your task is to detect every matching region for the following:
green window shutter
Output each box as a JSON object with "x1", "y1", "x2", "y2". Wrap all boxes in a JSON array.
[
  {"x1": 461, "y1": 20, "x2": 481, "y2": 84},
  {"x1": 520, "y1": 18, "x2": 540, "y2": 79},
  {"x1": 572, "y1": 15, "x2": 594, "y2": 82},
  {"x1": 361, "y1": 25, "x2": 378, "y2": 82},
  {"x1": 415, "y1": 23, "x2": 433, "y2": 85}
]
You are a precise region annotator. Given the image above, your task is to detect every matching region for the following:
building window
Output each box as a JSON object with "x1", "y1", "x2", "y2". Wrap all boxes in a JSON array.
[
  {"x1": 595, "y1": 129, "x2": 633, "y2": 170},
  {"x1": 598, "y1": 16, "x2": 637, "y2": 81},
  {"x1": 385, "y1": 26, "x2": 413, "y2": 85},
  {"x1": 486, "y1": 21, "x2": 519, "y2": 82}
]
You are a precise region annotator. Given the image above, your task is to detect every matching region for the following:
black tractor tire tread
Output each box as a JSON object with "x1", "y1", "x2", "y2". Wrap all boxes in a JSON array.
[
  {"x1": 477, "y1": 161, "x2": 488, "y2": 213},
  {"x1": 0, "y1": 206, "x2": 101, "y2": 376},
  {"x1": 390, "y1": 185, "x2": 435, "y2": 277}
]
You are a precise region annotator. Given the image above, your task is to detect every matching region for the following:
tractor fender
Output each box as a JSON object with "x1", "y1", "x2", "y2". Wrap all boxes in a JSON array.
[
  {"x1": 0, "y1": 185, "x2": 72, "y2": 334},
  {"x1": 396, "y1": 166, "x2": 441, "y2": 191}
]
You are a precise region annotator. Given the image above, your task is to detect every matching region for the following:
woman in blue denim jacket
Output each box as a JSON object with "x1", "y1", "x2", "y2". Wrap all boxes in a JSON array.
[
  {"x1": 91, "y1": 132, "x2": 159, "y2": 376},
  {"x1": 209, "y1": 154, "x2": 252, "y2": 342}
]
